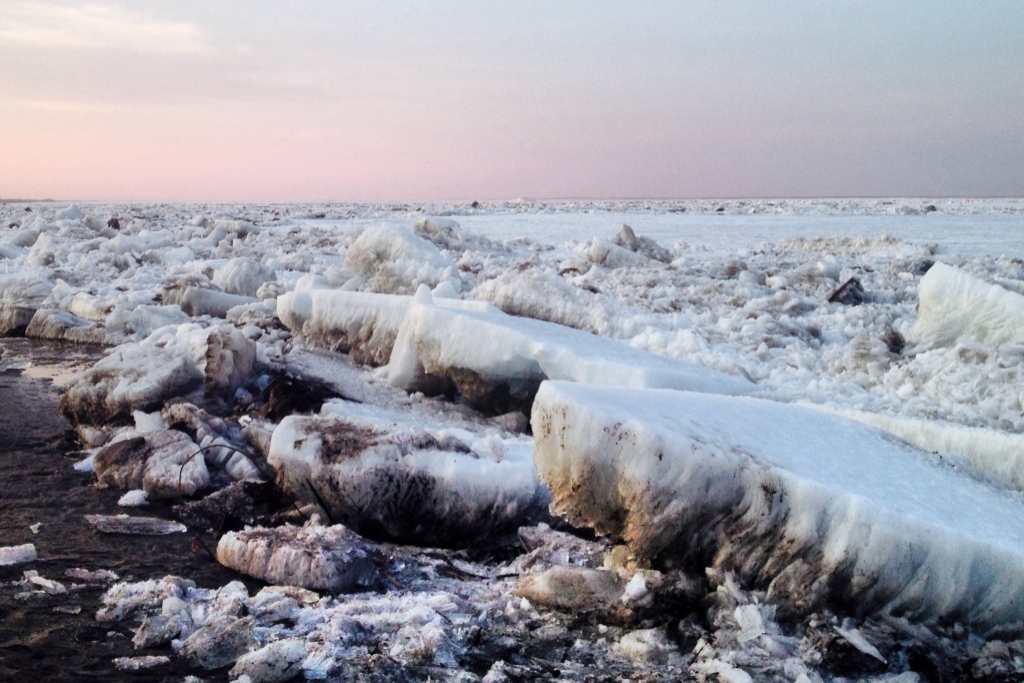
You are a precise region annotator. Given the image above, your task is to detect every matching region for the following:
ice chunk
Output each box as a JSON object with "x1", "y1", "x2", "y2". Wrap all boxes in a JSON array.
[
  {"x1": 134, "y1": 410, "x2": 167, "y2": 433},
  {"x1": 388, "y1": 288, "x2": 754, "y2": 411},
  {"x1": 178, "y1": 614, "x2": 256, "y2": 670},
  {"x1": 212, "y1": 257, "x2": 274, "y2": 298},
  {"x1": 113, "y1": 656, "x2": 170, "y2": 671},
  {"x1": 588, "y1": 237, "x2": 651, "y2": 269},
  {"x1": 0, "y1": 274, "x2": 52, "y2": 334},
  {"x1": 216, "y1": 522, "x2": 381, "y2": 592},
  {"x1": 201, "y1": 324, "x2": 256, "y2": 392},
  {"x1": 0, "y1": 544, "x2": 37, "y2": 566},
  {"x1": 85, "y1": 514, "x2": 187, "y2": 535},
  {"x1": 268, "y1": 414, "x2": 545, "y2": 546},
  {"x1": 911, "y1": 262, "x2": 1024, "y2": 349},
  {"x1": 617, "y1": 628, "x2": 678, "y2": 663},
  {"x1": 533, "y1": 381, "x2": 1024, "y2": 632},
  {"x1": 229, "y1": 638, "x2": 307, "y2": 683},
  {"x1": 515, "y1": 566, "x2": 623, "y2": 612},
  {"x1": 343, "y1": 223, "x2": 457, "y2": 294},
  {"x1": 25, "y1": 308, "x2": 119, "y2": 345},
  {"x1": 58, "y1": 342, "x2": 203, "y2": 425},
  {"x1": 94, "y1": 429, "x2": 208, "y2": 498},
  {"x1": 118, "y1": 489, "x2": 149, "y2": 507},
  {"x1": 834, "y1": 624, "x2": 886, "y2": 664},
  {"x1": 278, "y1": 290, "x2": 411, "y2": 366},
  {"x1": 611, "y1": 224, "x2": 672, "y2": 263},
  {"x1": 102, "y1": 229, "x2": 175, "y2": 255},
  {"x1": 66, "y1": 291, "x2": 112, "y2": 321},
  {"x1": 121, "y1": 304, "x2": 190, "y2": 338},
  {"x1": 56, "y1": 204, "x2": 85, "y2": 220}
]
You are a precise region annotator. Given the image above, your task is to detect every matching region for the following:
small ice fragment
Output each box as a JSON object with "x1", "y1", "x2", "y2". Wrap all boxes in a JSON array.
[
  {"x1": 28, "y1": 573, "x2": 66, "y2": 594},
  {"x1": 621, "y1": 573, "x2": 648, "y2": 605},
  {"x1": 53, "y1": 605, "x2": 82, "y2": 614},
  {"x1": 85, "y1": 514, "x2": 186, "y2": 535},
  {"x1": 133, "y1": 410, "x2": 167, "y2": 433},
  {"x1": 30, "y1": 523, "x2": 41, "y2": 534},
  {"x1": 65, "y1": 567, "x2": 119, "y2": 582},
  {"x1": 0, "y1": 543, "x2": 37, "y2": 566},
  {"x1": 734, "y1": 604, "x2": 765, "y2": 643},
  {"x1": 73, "y1": 454, "x2": 95, "y2": 473},
  {"x1": 118, "y1": 490, "x2": 149, "y2": 507},
  {"x1": 113, "y1": 655, "x2": 170, "y2": 671},
  {"x1": 834, "y1": 624, "x2": 886, "y2": 663}
]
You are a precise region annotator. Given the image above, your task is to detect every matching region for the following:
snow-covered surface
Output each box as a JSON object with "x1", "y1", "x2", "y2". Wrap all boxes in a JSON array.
[{"x1": 533, "y1": 380, "x2": 1024, "y2": 631}]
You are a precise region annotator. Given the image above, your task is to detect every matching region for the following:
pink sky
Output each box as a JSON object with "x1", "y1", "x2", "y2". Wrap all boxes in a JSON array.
[{"x1": 2, "y1": 2, "x2": 1022, "y2": 202}]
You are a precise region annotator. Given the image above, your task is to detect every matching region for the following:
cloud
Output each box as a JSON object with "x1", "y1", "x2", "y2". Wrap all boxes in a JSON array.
[{"x1": 0, "y1": 2, "x2": 210, "y2": 54}]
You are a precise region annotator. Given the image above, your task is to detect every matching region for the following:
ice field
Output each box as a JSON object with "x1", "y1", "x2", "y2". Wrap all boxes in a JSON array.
[{"x1": 4, "y1": 197, "x2": 1024, "y2": 681}]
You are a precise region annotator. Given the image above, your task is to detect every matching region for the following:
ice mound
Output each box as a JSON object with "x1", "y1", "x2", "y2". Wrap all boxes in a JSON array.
[
  {"x1": 344, "y1": 223, "x2": 460, "y2": 294},
  {"x1": 59, "y1": 342, "x2": 204, "y2": 425},
  {"x1": 268, "y1": 411, "x2": 544, "y2": 546},
  {"x1": 388, "y1": 287, "x2": 755, "y2": 412},
  {"x1": 611, "y1": 223, "x2": 673, "y2": 263},
  {"x1": 533, "y1": 381, "x2": 1024, "y2": 633},
  {"x1": 216, "y1": 521, "x2": 382, "y2": 592},
  {"x1": 212, "y1": 257, "x2": 274, "y2": 298},
  {"x1": 910, "y1": 262, "x2": 1024, "y2": 349}
]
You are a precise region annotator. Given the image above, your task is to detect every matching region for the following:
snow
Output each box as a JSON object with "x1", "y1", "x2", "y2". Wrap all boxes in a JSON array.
[{"x1": 532, "y1": 380, "x2": 1024, "y2": 632}]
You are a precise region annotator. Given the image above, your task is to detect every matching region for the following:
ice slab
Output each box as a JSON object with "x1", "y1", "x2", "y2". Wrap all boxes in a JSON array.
[
  {"x1": 85, "y1": 514, "x2": 187, "y2": 535},
  {"x1": 388, "y1": 287, "x2": 755, "y2": 411},
  {"x1": 827, "y1": 407, "x2": 1024, "y2": 493},
  {"x1": 268, "y1": 410, "x2": 544, "y2": 546},
  {"x1": 911, "y1": 262, "x2": 1024, "y2": 349},
  {"x1": 532, "y1": 381, "x2": 1024, "y2": 633},
  {"x1": 0, "y1": 544, "x2": 37, "y2": 566},
  {"x1": 59, "y1": 342, "x2": 203, "y2": 425},
  {"x1": 216, "y1": 522, "x2": 381, "y2": 592}
]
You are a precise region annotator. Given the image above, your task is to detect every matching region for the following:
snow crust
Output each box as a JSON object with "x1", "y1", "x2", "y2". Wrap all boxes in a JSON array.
[{"x1": 533, "y1": 380, "x2": 1024, "y2": 632}]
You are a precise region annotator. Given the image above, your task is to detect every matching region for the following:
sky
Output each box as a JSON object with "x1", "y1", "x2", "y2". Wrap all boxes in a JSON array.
[{"x1": 1, "y1": 1, "x2": 1022, "y2": 202}]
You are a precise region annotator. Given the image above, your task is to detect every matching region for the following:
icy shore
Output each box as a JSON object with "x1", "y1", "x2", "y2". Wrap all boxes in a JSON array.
[{"x1": 4, "y1": 199, "x2": 1024, "y2": 680}]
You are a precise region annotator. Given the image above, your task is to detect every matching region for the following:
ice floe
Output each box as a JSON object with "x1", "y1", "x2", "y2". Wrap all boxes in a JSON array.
[{"x1": 533, "y1": 380, "x2": 1024, "y2": 633}]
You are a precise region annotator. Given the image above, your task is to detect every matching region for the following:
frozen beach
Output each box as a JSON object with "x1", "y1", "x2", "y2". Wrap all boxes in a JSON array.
[{"x1": 3, "y1": 198, "x2": 1024, "y2": 682}]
